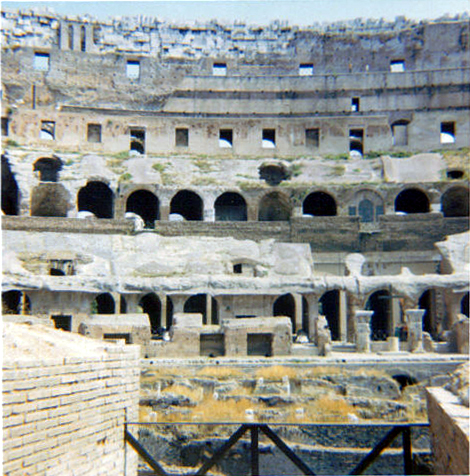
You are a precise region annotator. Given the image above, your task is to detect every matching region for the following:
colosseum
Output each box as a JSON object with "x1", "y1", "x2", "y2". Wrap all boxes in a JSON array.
[{"x1": 1, "y1": 6, "x2": 469, "y2": 359}]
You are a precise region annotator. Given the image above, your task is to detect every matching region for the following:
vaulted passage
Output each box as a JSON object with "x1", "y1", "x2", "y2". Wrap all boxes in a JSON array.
[
  {"x1": 215, "y1": 192, "x2": 247, "y2": 221},
  {"x1": 31, "y1": 183, "x2": 70, "y2": 217},
  {"x1": 273, "y1": 293, "x2": 296, "y2": 332},
  {"x1": 170, "y1": 190, "x2": 203, "y2": 221},
  {"x1": 139, "y1": 293, "x2": 162, "y2": 335},
  {"x1": 93, "y1": 293, "x2": 115, "y2": 314},
  {"x1": 2, "y1": 290, "x2": 31, "y2": 315},
  {"x1": 1, "y1": 155, "x2": 19, "y2": 215},
  {"x1": 184, "y1": 294, "x2": 216, "y2": 325},
  {"x1": 303, "y1": 192, "x2": 337, "y2": 216},
  {"x1": 33, "y1": 157, "x2": 63, "y2": 182},
  {"x1": 258, "y1": 192, "x2": 291, "y2": 221},
  {"x1": 319, "y1": 290, "x2": 340, "y2": 340},
  {"x1": 441, "y1": 186, "x2": 469, "y2": 217},
  {"x1": 394, "y1": 189, "x2": 429, "y2": 214},
  {"x1": 366, "y1": 290, "x2": 391, "y2": 341},
  {"x1": 419, "y1": 289, "x2": 437, "y2": 338},
  {"x1": 78, "y1": 181, "x2": 114, "y2": 218},
  {"x1": 126, "y1": 190, "x2": 160, "y2": 228}
]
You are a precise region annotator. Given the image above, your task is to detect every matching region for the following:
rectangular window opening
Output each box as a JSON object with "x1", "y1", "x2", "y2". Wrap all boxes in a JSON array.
[
  {"x1": 126, "y1": 60, "x2": 140, "y2": 79},
  {"x1": 130, "y1": 128, "x2": 145, "y2": 154},
  {"x1": 351, "y1": 97, "x2": 360, "y2": 112},
  {"x1": 305, "y1": 128, "x2": 319, "y2": 148},
  {"x1": 440, "y1": 122, "x2": 455, "y2": 144},
  {"x1": 87, "y1": 123, "x2": 102, "y2": 143},
  {"x1": 247, "y1": 333, "x2": 273, "y2": 356},
  {"x1": 390, "y1": 60, "x2": 405, "y2": 73},
  {"x1": 2, "y1": 117, "x2": 9, "y2": 137},
  {"x1": 51, "y1": 315, "x2": 72, "y2": 332},
  {"x1": 40, "y1": 121, "x2": 55, "y2": 140},
  {"x1": 392, "y1": 123, "x2": 408, "y2": 146},
  {"x1": 212, "y1": 63, "x2": 227, "y2": 76},
  {"x1": 34, "y1": 52, "x2": 50, "y2": 71},
  {"x1": 299, "y1": 63, "x2": 314, "y2": 76},
  {"x1": 349, "y1": 128, "x2": 364, "y2": 157},
  {"x1": 262, "y1": 128, "x2": 276, "y2": 148},
  {"x1": 233, "y1": 264, "x2": 243, "y2": 274},
  {"x1": 219, "y1": 129, "x2": 233, "y2": 148},
  {"x1": 175, "y1": 128, "x2": 189, "y2": 147}
]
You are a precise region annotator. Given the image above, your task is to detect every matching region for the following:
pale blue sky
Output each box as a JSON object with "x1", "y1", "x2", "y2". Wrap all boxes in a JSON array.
[{"x1": 2, "y1": 0, "x2": 469, "y2": 25}]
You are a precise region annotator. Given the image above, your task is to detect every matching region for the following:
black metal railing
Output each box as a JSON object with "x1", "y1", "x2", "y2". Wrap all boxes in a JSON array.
[{"x1": 125, "y1": 421, "x2": 429, "y2": 476}]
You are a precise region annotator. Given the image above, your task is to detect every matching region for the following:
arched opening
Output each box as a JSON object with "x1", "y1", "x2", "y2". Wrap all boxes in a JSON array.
[
  {"x1": 126, "y1": 190, "x2": 160, "y2": 228},
  {"x1": 166, "y1": 296, "x2": 174, "y2": 329},
  {"x1": 170, "y1": 190, "x2": 203, "y2": 221},
  {"x1": 392, "y1": 374, "x2": 417, "y2": 391},
  {"x1": 395, "y1": 189, "x2": 429, "y2": 214},
  {"x1": 78, "y1": 181, "x2": 114, "y2": 219},
  {"x1": 120, "y1": 295, "x2": 127, "y2": 314},
  {"x1": 358, "y1": 199, "x2": 374, "y2": 223},
  {"x1": 419, "y1": 289, "x2": 437, "y2": 338},
  {"x1": 273, "y1": 293, "x2": 296, "y2": 332},
  {"x1": 258, "y1": 192, "x2": 291, "y2": 221},
  {"x1": 2, "y1": 155, "x2": 19, "y2": 215},
  {"x1": 301, "y1": 296, "x2": 309, "y2": 335},
  {"x1": 31, "y1": 184, "x2": 70, "y2": 217},
  {"x1": 184, "y1": 294, "x2": 208, "y2": 324},
  {"x1": 441, "y1": 187, "x2": 469, "y2": 217},
  {"x1": 461, "y1": 292, "x2": 469, "y2": 317},
  {"x1": 33, "y1": 157, "x2": 63, "y2": 182},
  {"x1": 366, "y1": 290, "x2": 391, "y2": 341},
  {"x1": 215, "y1": 192, "x2": 247, "y2": 221},
  {"x1": 319, "y1": 290, "x2": 340, "y2": 341},
  {"x1": 303, "y1": 192, "x2": 337, "y2": 216},
  {"x1": 139, "y1": 293, "x2": 162, "y2": 336},
  {"x1": 2, "y1": 291, "x2": 31, "y2": 315},
  {"x1": 93, "y1": 293, "x2": 115, "y2": 314},
  {"x1": 258, "y1": 163, "x2": 289, "y2": 186}
]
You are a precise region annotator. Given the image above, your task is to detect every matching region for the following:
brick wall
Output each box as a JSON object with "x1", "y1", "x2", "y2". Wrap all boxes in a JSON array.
[
  {"x1": 426, "y1": 386, "x2": 469, "y2": 475},
  {"x1": 2, "y1": 326, "x2": 140, "y2": 476}
]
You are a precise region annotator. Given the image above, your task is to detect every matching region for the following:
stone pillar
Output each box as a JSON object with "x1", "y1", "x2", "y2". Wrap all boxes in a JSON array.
[
  {"x1": 204, "y1": 207, "x2": 215, "y2": 222},
  {"x1": 206, "y1": 294, "x2": 212, "y2": 325},
  {"x1": 347, "y1": 294, "x2": 361, "y2": 343},
  {"x1": 125, "y1": 295, "x2": 141, "y2": 314},
  {"x1": 354, "y1": 310, "x2": 373, "y2": 353},
  {"x1": 159, "y1": 294, "x2": 168, "y2": 328},
  {"x1": 293, "y1": 293, "x2": 303, "y2": 334},
  {"x1": 292, "y1": 205, "x2": 303, "y2": 218},
  {"x1": 391, "y1": 297, "x2": 402, "y2": 337},
  {"x1": 339, "y1": 290, "x2": 347, "y2": 342},
  {"x1": 170, "y1": 295, "x2": 186, "y2": 315},
  {"x1": 304, "y1": 294, "x2": 319, "y2": 342},
  {"x1": 406, "y1": 309, "x2": 426, "y2": 353}
]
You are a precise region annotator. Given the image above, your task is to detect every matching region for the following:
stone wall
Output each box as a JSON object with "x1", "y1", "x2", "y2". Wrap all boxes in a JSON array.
[
  {"x1": 2, "y1": 323, "x2": 140, "y2": 476},
  {"x1": 426, "y1": 386, "x2": 469, "y2": 475}
]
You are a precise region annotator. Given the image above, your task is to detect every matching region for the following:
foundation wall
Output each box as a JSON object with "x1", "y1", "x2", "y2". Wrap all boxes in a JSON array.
[{"x1": 2, "y1": 342, "x2": 140, "y2": 476}]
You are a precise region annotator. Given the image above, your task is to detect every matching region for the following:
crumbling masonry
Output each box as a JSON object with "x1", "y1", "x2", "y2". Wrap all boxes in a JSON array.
[{"x1": 1, "y1": 8, "x2": 469, "y2": 357}]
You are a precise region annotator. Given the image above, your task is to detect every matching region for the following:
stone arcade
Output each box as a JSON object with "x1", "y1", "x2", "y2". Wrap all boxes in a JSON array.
[{"x1": 1, "y1": 8, "x2": 469, "y2": 358}]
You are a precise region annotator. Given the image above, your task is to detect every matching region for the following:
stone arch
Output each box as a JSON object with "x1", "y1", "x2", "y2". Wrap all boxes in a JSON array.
[
  {"x1": 273, "y1": 293, "x2": 296, "y2": 332},
  {"x1": 139, "y1": 293, "x2": 162, "y2": 335},
  {"x1": 461, "y1": 292, "x2": 469, "y2": 317},
  {"x1": 31, "y1": 183, "x2": 70, "y2": 217},
  {"x1": 78, "y1": 181, "x2": 114, "y2": 218},
  {"x1": 170, "y1": 190, "x2": 203, "y2": 221},
  {"x1": 258, "y1": 192, "x2": 291, "y2": 221},
  {"x1": 214, "y1": 192, "x2": 247, "y2": 221},
  {"x1": 2, "y1": 290, "x2": 31, "y2": 315},
  {"x1": 1, "y1": 155, "x2": 19, "y2": 215},
  {"x1": 126, "y1": 190, "x2": 160, "y2": 228},
  {"x1": 418, "y1": 289, "x2": 438, "y2": 338},
  {"x1": 365, "y1": 289, "x2": 391, "y2": 341},
  {"x1": 303, "y1": 191, "x2": 337, "y2": 216},
  {"x1": 93, "y1": 293, "x2": 115, "y2": 314},
  {"x1": 441, "y1": 186, "x2": 469, "y2": 217},
  {"x1": 349, "y1": 189, "x2": 384, "y2": 223},
  {"x1": 394, "y1": 188, "x2": 429, "y2": 214},
  {"x1": 33, "y1": 157, "x2": 63, "y2": 182},
  {"x1": 319, "y1": 290, "x2": 340, "y2": 341},
  {"x1": 184, "y1": 294, "x2": 214, "y2": 325}
]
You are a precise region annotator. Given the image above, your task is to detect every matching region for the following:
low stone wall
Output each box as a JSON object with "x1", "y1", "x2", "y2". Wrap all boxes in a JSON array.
[
  {"x1": 426, "y1": 386, "x2": 469, "y2": 475},
  {"x1": 2, "y1": 323, "x2": 140, "y2": 476}
]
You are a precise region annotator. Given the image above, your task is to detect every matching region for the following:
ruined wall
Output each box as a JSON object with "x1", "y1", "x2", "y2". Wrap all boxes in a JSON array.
[{"x1": 2, "y1": 323, "x2": 140, "y2": 476}]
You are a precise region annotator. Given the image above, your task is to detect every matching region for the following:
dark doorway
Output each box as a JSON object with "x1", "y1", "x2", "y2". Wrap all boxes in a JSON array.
[
  {"x1": 302, "y1": 296, "x2": 309, "y2": 335},
  {"x1": 2, "y1": 291, "x2": 31, "y2": 315},
  {"x1": 395, "y1": 189, "x2": 429, "y2": 214},
  {"x1": 170, "y1": 190, "x2": 203, "y2": 221},
  {"x1": 273, "y1": 293, "x2": 296, "y2": 332},
  {"x1": 419, "y1": 289, "x2": 437, "y2": 337},
  {"x1": 126, "y1": 190, "x2": 160, "y2": 228},
  {"x1": 184, "y1": 294, "x2": 207, "y2": 324},
  {"x1": 51, "y1": 315, "x2": 72, "y2": 331},
  {"x1": 2, "y1": 155, "x2": 19, "y2": 215},
  {"x1": 120, "y1": 295, "x2": 127, "y2": 314},
  {"x1": 139, "y1": 293, "x2": 162, "y2": 335},
  {"x1": 258, "y1": 192, "x2": 291, "y2": 221},
  {"x1": 33, "y1": 157, "x2": 63, "y2": 182},
  {"x1": 319, "y1": 290, "x2": 340, "y2": 340},
  {"x1": 93, "y1": 293, "x2": 115, "y2": 314},
  {"x1": 303, "y1": 192, "x2": 337, "y2": 216},
  {"x1": 215, "y1": 192, "x2": 247, "y2": 221},
  {"x1": 166, "y1": 296, "x2": 174, "y2": 329},
  {"x1": 461, "y1": 292, "x2": 469, "y2": 318},
  {"x1": 78, "y1": 181, "x2": 114, "y2": 218},
  {"x1": 366, "y1": 290, "x2": 391, "y2": 341},
  {"x1": 441, "y1": 187, "x2": 469, "y2": 217}
]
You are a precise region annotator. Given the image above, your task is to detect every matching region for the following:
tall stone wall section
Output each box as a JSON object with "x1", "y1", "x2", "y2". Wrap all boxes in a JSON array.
[{"x1": 2, "y1": 337, "x2": 140, "y2": 476}]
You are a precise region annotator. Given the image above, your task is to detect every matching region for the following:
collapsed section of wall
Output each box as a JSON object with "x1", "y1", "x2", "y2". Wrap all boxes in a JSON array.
[{"x1": 2, "y1": 322, "x2": 140, "y2": 476}]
